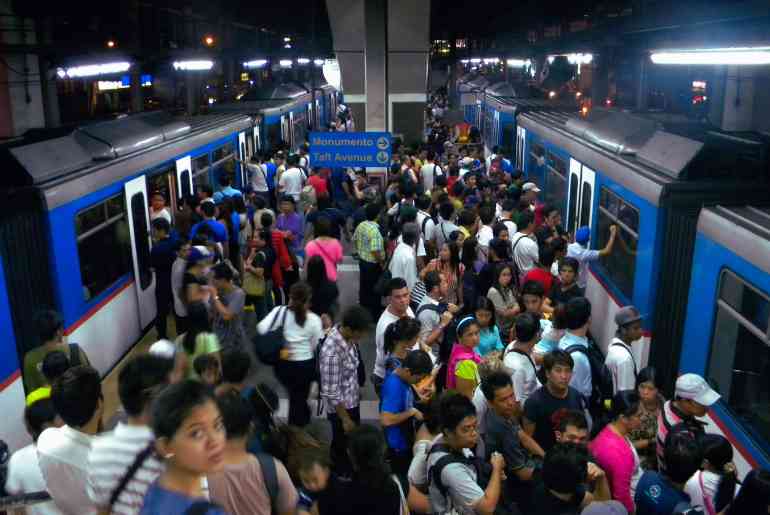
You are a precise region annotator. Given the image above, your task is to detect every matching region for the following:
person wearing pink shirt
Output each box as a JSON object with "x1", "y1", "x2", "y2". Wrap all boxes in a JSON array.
[
  {"x1": 589, "y1": 390, "x2": 644, "y2": 513},
  {"x1": 305, "y1": 217, "x2": 343, "y2": 281}
]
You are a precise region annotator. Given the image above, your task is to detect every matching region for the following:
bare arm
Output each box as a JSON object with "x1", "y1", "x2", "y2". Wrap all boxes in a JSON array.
[
  {"x1": 381, "y1": 407, "x2": 422, "y2": 427},
  {"x1": 598, "y1": 225, "x2": 618, "y2": 257},
  {"x1": 472, "y1": 455, "x2": 505, "y2": 515},
  {"x1": 518, "y1": 427, "x2": 545, "y2": 458}
]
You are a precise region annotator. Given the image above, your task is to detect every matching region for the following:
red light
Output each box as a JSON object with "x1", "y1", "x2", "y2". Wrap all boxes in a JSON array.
[{"x1": 203, "y1": 35, "x2": 215, "y2": 47}]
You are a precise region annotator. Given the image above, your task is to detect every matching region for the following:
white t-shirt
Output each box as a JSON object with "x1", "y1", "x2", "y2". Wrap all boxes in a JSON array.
[
  {"x1": 605, "y1": 338, "x2": 637, "y2": 395},
  {"x1": 87, "y1": 423, "x2": 165, "y2": 515},
  {"x1": 278, "y1": 167, "x2": 305, "y2": 200},
  {"x1": 374, "y1": 306, "x2": 415, "y2": 378},
  {"x1": 498, "y1": 218, "x2": 517, "y2": 239},
  {"x1": 257, "y1": 307, "x2": 323, "y2": 361},
  {"x1": 149, "y1": 208, "x2": 172, "y2": 224},
  {"x1": 37, "y1": 425, "x2": 97, "y2": 515},
  {"x1": 6, "y1": 443, "x2": 63, "y2": 515},
  {"x1": 477, "y1": 224, "x2": 493, "y2": 247},
  {"x1": 567, "y1": 242, "x2": 601, "y2": 289},
  {"x1": 512, "y1": 232, "x2": 539, "y2": 275},
  {"x1": 427, "y1": 436, "x2": 484, "y2": 515},
  {"x1": 472, "y1": 386, "x2": 488, "y2": 436},
  {"x1": 397, "y1": 233, "x2": 427, "y2": 257},
  {"x1": 419, "y1": 163, "x2": 443, "y2": 192},
  {"x1": 389, "y1": 242, "x2": 418, "y2": 291},
  {"x1": 248, "y1": 163, "x2": 270, "y2": 193},
  {"x1": 416, "y1": 211, "x2": 436, "y2": 243},
  {"x1": 171, "y1": 257, "x2": 187, "y2": 317},
  {"x1": 502, "y1": 344, "x2": 542, "y2": 404},
  {"x1": 685, "y1": 470, "x2": 738, "y2": 515}
]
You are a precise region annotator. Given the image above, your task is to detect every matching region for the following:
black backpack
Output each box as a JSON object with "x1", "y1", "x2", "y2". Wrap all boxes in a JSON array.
[
  {"x1": 564, "y1": 339, "x2": 614, "y2": 418},
  {"x1": 415, "y1": 304, "x2": 457, "y2": 356},
  {"x1": 428, "y1": 444, "x2": 492, "y2": 499}
]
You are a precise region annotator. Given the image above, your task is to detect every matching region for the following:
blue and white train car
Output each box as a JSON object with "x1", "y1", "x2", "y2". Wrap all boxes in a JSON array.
[
  {"x1": 680, "y1": 206, "x2": 770, "y2": 475},
  {"x1": 0, "y1": 111, "x2": 255, "y2": 450},
  {"x1": 214, "y1": 82, "x2": 339, "y2": 154},
  {"x1": 517, "y1": 108, "x2": 770, "y2": 390}
]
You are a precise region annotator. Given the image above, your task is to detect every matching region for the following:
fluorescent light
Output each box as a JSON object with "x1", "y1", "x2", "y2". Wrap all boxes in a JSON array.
[
  {"x1": 507, "y1": 59, "x2": 527, "y2": 67},
  {"x1": 297, "y1": 58, "x2": 310, "y2": 64},
  {"x1": 173, "y1": 60, "x2": 214, "y2": 71},
  {"x1": 566, "y1": 53, "x2": 593, "y2": 64},
  {"x1": 208, "y1": 98, "x2": 215, "y2": 105},
  {"x1": 313, "y1": 59, "x2": 324, "y2": 66},
  {"x1": 547, "y1": 56, "x2": 555, "y2": 64},
  {"x1": 470, "y1": 58, "x2": 481, "y2": 63},
  {"x1": 279, "y1": 59, "x2": 293, "y2": 68},
  {"x1": 460, "y1": 59, "x2": 470, "y2": 64},
  {"x1": 283, "y1": 36, "x2": 291, "y2": 43},
  {"x1": 284, "y1": 43, "x2": 292, "y2": 49},
  {"x1": 243, "y1": 59, "x2": 268, "y2": 69},
  {"x1": 57, "y1": 61, "x2": 131, "y2": 78},
  {"x1": 483, "y1": 58, "x2": 499, "y2": 64},
  {"x1": 651, "y1": 46, "x2": 770, "y2": 65}
]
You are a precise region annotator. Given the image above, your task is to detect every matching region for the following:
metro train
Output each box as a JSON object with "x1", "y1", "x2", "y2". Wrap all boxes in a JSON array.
[
  {"x1": 213, "y1": 81, "x2": 340, "y2": 153},
  {"x1": 514, "y1": 107, "x2": 770, "y2": 472},
  {"x1": 0, "y1": 99, "x2": 340, "y2": 451}
]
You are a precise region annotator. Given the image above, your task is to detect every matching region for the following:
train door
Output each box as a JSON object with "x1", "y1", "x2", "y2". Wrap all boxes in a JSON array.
[
  {"x1": 315, "y1": 98, "x2": 321, "y2": 129},
  {"x1": 253, "y1": 123, "x2": 261, "y2": 153},
  {"x1": 567, "y1": 159, "x2": 596, "y2": 235},
  {"x1": 281, "y1": 115, "x2": 289, "y2": 147},
  {"x1": 308, "y1": 103, "x2": 314, "y2": 131},
  {"x1": 289, "y1": 112, "x2": 295, "y2": 149},
  {"x1": 175, "y1": 156, "x2": 193, "y2": 200},
  {"x1": 516, "y1": 126, "x2": 526, "y2": 171},
  {"x1": 124, "y1": 176, "x2": 156, "y2": 329},
  {"x1": 238, "y1": 132, "x2": 247, "y2": 188}
]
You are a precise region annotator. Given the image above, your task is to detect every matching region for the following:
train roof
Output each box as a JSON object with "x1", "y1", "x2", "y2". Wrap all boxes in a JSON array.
[
  {"x1": 519, "y1": 107, "x2": 770, "y2": 205},
  {"x1": 2, "y1": 111, "x2": 252, "y2": 209},
  {"x1": 212, "y1": 82, "x2": 335, "y2": 116},
  {"x1": 485, "y1": 94, "x2": 577, "y2": 114},
  {"x1": 699, "y1": 205, "x2": 770, "y2": 276}
]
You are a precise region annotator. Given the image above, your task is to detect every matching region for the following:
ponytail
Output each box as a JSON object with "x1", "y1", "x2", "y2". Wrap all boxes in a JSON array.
[
  {"x1": 384, "y1": 322, "x2": 399, "y2": 354},
  {"x1": 701, "y1": 434, "x2": 737, "y2": 513},
  {"x1": 383, "y1": 317, "x2": 422, "y2": 355},
  {"x1": 109, "y1": 443, "x2": 156, "y2": 509},
  {"x1": 714, "y1": 462, "x2": 738, "y2": 513}
]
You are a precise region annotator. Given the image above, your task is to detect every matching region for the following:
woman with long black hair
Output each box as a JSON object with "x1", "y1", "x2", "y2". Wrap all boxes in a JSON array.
[
  {"x1": 685, "y1": 434, "x2": 738, "y2": 515},
  {"x1": 257, "y1": 282, "x2": 322, "y2": 427},
  {"x1": 306, "y1": 255, "x2": 339, "y2": 330}
]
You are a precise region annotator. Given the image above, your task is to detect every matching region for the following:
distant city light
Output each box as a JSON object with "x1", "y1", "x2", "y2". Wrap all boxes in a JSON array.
[
  {"x1": 243, "y1": 59, "x2": 268, "y2": 69},
  {"x1": 692, "y1": 80, "x2": 707, "y2": 89},
  {"x1": 576, "y1": 91, "x2": 582, "y2": 98},
  {"x1": 284, "y1": 43, "x2": 292, "y2": 49},
  {"x1": 470, "y1": 58, "x2": 482, "y2": 63},
  {"x1": 313, "y1": 59, "x2": 324, "y2": 66},
  {"x1": 506, "y1": 59, "x2": 527, "y2": 67},
  {"x1": 548, "y1": 56, "x2": 555, "y2": 64},
  {"x1": 208, "y1": 97, "x2": 215, "y2": 104},
  {"x1": 173, "y1": 60, "x2": 214, "y2": 71},
  {"x1": 460, "y1": 59, "x2": 470, "y2": 64},
  {"x1": 56, "y1": 61, "x2": 131, "y2": 78},
  {"x1": 483, "y1": 58, "x2": 499, "y2": 64},
  {"x1": 548, "y1": 91, "x2": 556, "y2": 99},
  {"x1": 297, "y1": 58, "x2": 310, "y2": 65},
  {"x1": 651, "y1": 46, "x2": 770, "y2": 65},
  {"x1": 279, "y1": 59, "x2": 293, "y2": 68},
  {"x1": 203, "y1": 35, "x2": 215, "y2": 47},
  {"x1": 106, "y1": 40, "x2": 116, "y2": 48},
  {"x1": 566, "y1": 53, "x2": 593, "y2": 64},
  {"x1": 283, "y1": 36, "x2": 292, "y2": 43}
]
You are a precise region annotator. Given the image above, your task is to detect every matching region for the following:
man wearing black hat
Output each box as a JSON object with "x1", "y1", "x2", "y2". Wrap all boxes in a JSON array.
[{"x1": 605, "y1": 306, "x2": 643, "y2": 394}]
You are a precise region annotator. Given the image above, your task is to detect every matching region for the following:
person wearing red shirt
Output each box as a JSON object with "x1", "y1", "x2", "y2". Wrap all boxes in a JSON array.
[
  {"x1": 308, "y1": 168, "x2": 331, "y2": 200},
  {"x1": 522, "y1": 244, "x2": 557, "y2": 295},
  {"x1": 259, "y1": 211, "x2": 292, "y2": 304}
]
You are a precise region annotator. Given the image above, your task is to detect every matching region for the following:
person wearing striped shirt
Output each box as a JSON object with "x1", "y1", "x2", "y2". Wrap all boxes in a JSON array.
[{"x1": 87, "y1": 354, "x2": 176, "y2": 515}]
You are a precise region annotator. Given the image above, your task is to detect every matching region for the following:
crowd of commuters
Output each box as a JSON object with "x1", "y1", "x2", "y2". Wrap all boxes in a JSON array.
[{"x1": 7, "y1": 105, "x2": 770, "y2": 515}]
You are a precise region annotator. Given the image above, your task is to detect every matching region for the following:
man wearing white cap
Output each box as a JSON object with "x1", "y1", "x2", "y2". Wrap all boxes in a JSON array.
[
  {"x1": 656, "y1": 373, "x2": 720, "y2": 472},
  {"x1": 605, "y1": 306, "x2": 643, "y2": 394}
]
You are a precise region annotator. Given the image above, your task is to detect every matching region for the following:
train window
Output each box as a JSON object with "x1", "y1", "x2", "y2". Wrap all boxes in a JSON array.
[
  {"x1": 193, "y1": 154, "x2": 209, "y2": 172},
  {"x1": 531, "y1": 143, "x2": 545, "y2": 158},
  {"x1": 267, "y1": 124, "x2": 282, "y2": 149},
  {"x1": 580, "y1": 183, "x2": 592, "y2": 228},
  {"x1": 148, "y1": 166, "x2": 175, "y2": 216},
  {"x1": 75, "y1": 194, "x2": 132, "y2": 301},
  {"x1": 596, "y1": 187, "x2": 639, "y2": 300},
  {"x1": 708, "y1": 271, "x2": 770, "y2": 454},
  {"x1": 545, "y1": 152, "x2": 568, "y2": 217},
  {"x1": 130, "y1": 192, "x2": 153, "y2": 290},
  {"x1": 212, "y1": 143, "x2": 234, "y2": 163}
]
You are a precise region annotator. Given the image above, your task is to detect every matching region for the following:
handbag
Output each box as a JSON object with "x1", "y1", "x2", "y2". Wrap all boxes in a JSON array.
[
  {"x1": 243, "y1": 271, "x2": 266, "y2": 296},
  {"x1": 253, "y1": 307, "x2": 288, "y2": 365}
]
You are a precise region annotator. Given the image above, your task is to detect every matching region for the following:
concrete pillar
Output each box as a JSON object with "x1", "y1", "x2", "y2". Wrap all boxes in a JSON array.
[
  {"x1": 365, "y1": 0, "x2": 387, "y2": 131},
  {"x1": 38, "y1": 17, "x2": 60, "y2": 128},
  {"x1": 387, "y1": 0, "x2": 430, "y2": 144},
  {"x1": 130, "y1": 68, "x2": 143, "y2": 113},
  {"x1": 325, "y1": 0, "x2": 366, "y2": 127},
  {"x1": 591, "y1": 50, "x2": 610, "y2": 105},
  {"x1": 635, "y1": 54, "x2": 647, "y2": 111},
  {"x1": 185, "y1": 73, "x2": 198, "y2": 115}
]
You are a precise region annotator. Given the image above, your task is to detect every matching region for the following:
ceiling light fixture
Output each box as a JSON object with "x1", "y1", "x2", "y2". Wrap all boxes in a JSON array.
[{"x1": 651, "y1": 46, "x2": 770, "y2": 65}]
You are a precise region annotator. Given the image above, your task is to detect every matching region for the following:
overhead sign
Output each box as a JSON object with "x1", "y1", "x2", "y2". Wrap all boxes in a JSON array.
[{"x1": 309, "y1": 131, "x2": 392, "y2": 168}]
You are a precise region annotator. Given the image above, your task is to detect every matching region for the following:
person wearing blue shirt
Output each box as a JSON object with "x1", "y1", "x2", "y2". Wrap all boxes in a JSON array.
[
  {"x1": 557, "y1": 297, "x2": 593, "y2": 401},
  {"x1": 211, "y1": 174, "x2": 242, "y2": 204},
  {"x1": 190, "y1": 202, "x2": 228, "y2": 244},
  {"x1": 379, "y1": 350, "x2": 433, "y2": 475},
  {"x1": 635, "y1": 430, "x2": 703, "y2": 515}
]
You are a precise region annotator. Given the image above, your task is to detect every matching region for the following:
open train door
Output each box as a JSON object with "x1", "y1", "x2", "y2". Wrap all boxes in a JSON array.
[
  {"x1": 124, "y1": 175, "x2": 156, "y2": 329},
  {"x1": 253, "y1": 121, "x2": 261, "y2": 153},
  {"x1": 566, "y1": 158, "x2": 596, "y2": 236},
  {"x1": 175, "y1": 156, "x2": 193, "y2": 200},
  {"x1": 238, "y1": 131, "x2": 247, "y2": 188}
]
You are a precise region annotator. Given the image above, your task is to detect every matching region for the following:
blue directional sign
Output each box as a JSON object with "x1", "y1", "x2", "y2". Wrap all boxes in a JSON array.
[{"x1": 309, "y1": 131, "x2": 392, "y2": 168}]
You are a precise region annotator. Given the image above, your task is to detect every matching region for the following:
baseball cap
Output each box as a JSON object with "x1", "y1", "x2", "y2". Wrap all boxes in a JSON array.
[
  {"x1": 188, "y1": 245, "x2": 212, "y2": 264},
  {"x1": 615, "y1": 306, "x2": 642, "y2": 327},
  {"x1": 675, "y1": 373, "x2": 720, "y2": 407},
  {"x1": 149, "y1": 339, "x2": 177, "y2": 360},
  {"x1": 575, "y1": 226, "x2": 591, "y2": 245},
  {"x1": 522, "y1": 182, "x2": 541, "y2": 193}
]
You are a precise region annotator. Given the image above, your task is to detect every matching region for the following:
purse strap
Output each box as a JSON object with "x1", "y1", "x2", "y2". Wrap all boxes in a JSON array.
[{"x1": 269, "y1": 306, "x2": 289, "y2": 332}]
